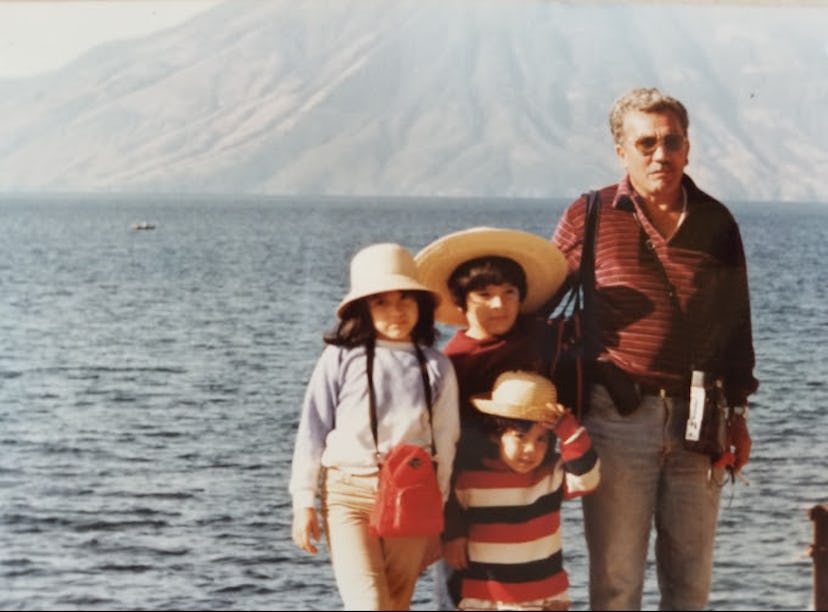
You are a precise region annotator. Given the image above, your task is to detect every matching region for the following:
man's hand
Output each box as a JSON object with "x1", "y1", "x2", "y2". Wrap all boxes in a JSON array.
[
  {"x1": 712, "y1": 414, "x2": 752, "y2": 474},
  {"x1": 729, "y1": 414, "x2": 752, "y2": 472}
]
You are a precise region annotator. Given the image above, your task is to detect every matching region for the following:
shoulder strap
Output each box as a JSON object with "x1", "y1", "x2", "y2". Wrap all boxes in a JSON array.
[
  {"x1": 632, "y1": 211, "x2": 679, "y2": 311},
  {"x1": 580, "y1": 190, "x2": 600, "y2": 330},
  {"x1": 631, "y1": 211, "x2": 695, "y2": 369},
  {"x1": 366, "y1": 342, "x2": 434, "y2": 460},
  {"x1": 582, "y1": 189, "x2": 600, "y2": 299},
  {"x1": 540, "y1": 190, "x2": 600, "y2": 317}
]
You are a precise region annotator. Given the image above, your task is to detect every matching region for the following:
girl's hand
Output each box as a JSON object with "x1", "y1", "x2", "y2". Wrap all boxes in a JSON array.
[
  {"x1": 540, "y1": 402, "x2": 571, "y2": 430},
  {"x1": 292, "y1": 507, "x2": 321, "y2": 555},
  {"x1": 442, "y1": 537, "x2": 469, "y2": 570}
]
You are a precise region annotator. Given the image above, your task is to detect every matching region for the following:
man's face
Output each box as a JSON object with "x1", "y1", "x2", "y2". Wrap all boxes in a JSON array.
[
  {"x1": 464, "y1": 283, "x2": 521, "y2": 340},
  {"x1": 615, "y1": 110, "x2": 689, "y2": 201}
]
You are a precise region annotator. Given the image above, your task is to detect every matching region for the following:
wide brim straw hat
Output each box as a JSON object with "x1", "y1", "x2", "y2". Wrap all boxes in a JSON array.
[
  {"x1": 414, "y1": 227, "x2": 569, "y2": 326},
  {"x1": 336, "y1": 242, "x2": 440, "y2": 317},
  {"x1": 471, "y1": 370, "x2": 559, "y2": 422}
]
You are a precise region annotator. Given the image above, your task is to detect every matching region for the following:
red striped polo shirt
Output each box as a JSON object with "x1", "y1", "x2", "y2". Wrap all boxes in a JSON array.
[{"x1": 551, "y1": 174, "x2": 758, "y2": 405}]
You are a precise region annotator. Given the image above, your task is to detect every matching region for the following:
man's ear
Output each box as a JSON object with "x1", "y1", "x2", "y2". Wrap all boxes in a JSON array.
[{"x1": 615, "y1": 142, "x2": 628, "y2": 169}]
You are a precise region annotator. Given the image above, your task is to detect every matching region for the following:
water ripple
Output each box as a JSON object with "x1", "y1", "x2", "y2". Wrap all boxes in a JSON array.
[{"x1": 0, "y1": 197, "x2": 825, "y2": 611}]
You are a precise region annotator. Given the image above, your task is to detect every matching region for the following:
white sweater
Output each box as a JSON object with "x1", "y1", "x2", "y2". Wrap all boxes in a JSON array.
[{"x1": 289, "y1": 339, "x2": 460, "y2": 510}]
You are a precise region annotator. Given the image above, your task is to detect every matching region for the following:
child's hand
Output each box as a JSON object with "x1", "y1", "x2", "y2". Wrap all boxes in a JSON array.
[
  {"x1": 540, "y1": 402, "x2": 571, "y2": 430},
  {"x1": 292, "y1": 507, "x2": 321, "y2": 555},
  {"x1": 442, "y1": 537, "x2": 469, "y2": 570},
  {"x1": 419, "y1": 534, "x2": 443, "y2": 572}
]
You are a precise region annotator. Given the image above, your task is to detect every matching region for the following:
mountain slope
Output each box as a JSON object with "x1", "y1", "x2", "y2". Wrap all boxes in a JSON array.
[{"x1": 0, "y1": 0, "x2": 825, "y2": 202}]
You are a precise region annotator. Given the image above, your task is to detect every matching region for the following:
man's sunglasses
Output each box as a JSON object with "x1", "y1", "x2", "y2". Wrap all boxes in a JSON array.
[{"x1": 632, "y1": 134, "x2": 686, "y2": 155}]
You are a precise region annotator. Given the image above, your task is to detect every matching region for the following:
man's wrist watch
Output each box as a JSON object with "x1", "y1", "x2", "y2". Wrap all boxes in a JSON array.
[{"x1": 731, "y1": 405, "x2": 749, "y2": 420}]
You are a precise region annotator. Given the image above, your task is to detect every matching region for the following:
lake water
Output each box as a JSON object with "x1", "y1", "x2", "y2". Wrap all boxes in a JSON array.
[{"x1": 1, "y1": 194, "x2": 826, "y2": 610}]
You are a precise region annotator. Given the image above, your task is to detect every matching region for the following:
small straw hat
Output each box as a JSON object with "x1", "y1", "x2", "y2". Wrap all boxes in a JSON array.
[
  {"x1": 414, "y1": 227, "x2": 568, "y2": 326},
  {"x1": 336, "y1": 242, "x2": 440, "y2": 317},
  {"x1": 471, "y1": 370, "x2": 559, "y2": 422}
]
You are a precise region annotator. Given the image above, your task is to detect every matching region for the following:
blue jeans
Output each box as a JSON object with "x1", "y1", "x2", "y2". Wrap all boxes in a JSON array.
[
  {"x1": 582, "y1": 384, "x2": 723, "y2": 611},
  {"x1": 432, "y1": 559, "x2": 457, "y2": 610}
]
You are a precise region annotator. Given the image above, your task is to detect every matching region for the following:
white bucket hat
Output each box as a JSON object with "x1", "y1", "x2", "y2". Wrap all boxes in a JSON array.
[
  {"x1": 336, "y1": 242, "x2": 440, "y2": 317},
  {"x1": 414, "y1": 227, "x2": 568, "y2": 326},
  {"x1": 471, "y1": 370, "x2": 559, "y2": 422}
]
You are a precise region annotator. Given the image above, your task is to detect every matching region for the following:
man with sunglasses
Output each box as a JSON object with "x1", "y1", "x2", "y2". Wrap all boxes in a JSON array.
[{"x1": 549, "y1": 87, "x2": 758, "y2": 610}]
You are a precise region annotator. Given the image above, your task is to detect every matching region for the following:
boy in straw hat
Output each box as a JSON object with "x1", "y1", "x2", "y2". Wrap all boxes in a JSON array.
[
  {"x1": 415, "y1": 227, "x2": 569, "y2": 463},
  {"x1": 414, "y1": 227, "x2": 571, "y2": 608},
  {"x1": 289, "y1": 242, "x2": 460, "y2": 610},
  {"x1": 447, "y1": 370, "x2": 600, "y2": 610}
]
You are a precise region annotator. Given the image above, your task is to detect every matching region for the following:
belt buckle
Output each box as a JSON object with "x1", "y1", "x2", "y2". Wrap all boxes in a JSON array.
[{"x1": 639, "y1": 384, "x2": 671, "y2": 398}]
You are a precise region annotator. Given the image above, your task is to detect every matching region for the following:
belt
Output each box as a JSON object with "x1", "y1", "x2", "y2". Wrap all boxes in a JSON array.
[
  {"x1": 592, "y1": 360, "x2": 687, "y2": 399},
  {"x1": 637, "y1": 383, "x2": 687, "y2": 399}
]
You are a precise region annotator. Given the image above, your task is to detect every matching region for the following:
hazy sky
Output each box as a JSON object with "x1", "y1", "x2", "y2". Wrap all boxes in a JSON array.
[
  {"x1": 0, "y1": 0, "x2": 819, "y2": 80},
  {"x1": 0, "y1": 0, "x2": 220, "y2": 79}
]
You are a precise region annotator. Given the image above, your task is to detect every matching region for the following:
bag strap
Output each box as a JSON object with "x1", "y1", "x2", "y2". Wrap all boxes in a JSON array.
[
  {"x1": 540, "y1": 189, "x2": 600, "y2": 317},
  {"x1": 581, "y1": 189, "x2": 600, "y2": 320},
  {"x1": 365, "y1": 341, "x2": 434, "y2": 462},
  {"x1": 630, "y1": 210, "x2": 695, "y2": 370},
  {"x1": 632, "y1": 212, "x2": 681, "y2": 312}
]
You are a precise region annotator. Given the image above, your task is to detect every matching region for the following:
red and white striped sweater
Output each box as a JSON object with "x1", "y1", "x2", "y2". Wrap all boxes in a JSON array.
[{"x1": 445, "y1": 413, "x2": 600, "y2": 605}]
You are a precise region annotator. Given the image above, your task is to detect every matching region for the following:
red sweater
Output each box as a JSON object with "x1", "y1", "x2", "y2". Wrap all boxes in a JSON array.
[{"x1": 443, "y1": 314, "x2": 553, "y2": 470}]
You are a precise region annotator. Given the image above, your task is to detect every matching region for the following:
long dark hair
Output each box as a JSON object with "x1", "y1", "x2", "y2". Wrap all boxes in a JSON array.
[{"x1": 323, "y1": 290, "x2": 439, "y2": 348}]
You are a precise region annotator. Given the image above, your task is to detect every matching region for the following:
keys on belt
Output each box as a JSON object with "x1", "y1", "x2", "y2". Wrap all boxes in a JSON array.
[{"x1": 637, "y1": 382, "x2": 687, "y2": 399}]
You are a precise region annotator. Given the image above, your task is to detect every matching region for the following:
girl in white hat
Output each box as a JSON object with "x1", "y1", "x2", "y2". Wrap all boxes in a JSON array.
[{"x1": 289, "y1": 242, "x2": 460, "y2": 610}]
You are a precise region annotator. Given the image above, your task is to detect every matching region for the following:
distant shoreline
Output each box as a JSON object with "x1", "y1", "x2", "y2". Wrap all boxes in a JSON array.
[{"x1": 0, "y1": 192, "x2": 822, "y2": 209}]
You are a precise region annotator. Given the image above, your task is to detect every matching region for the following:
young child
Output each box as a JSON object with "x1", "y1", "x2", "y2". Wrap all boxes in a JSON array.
[
  {"x1": 415, "y1": 227, "x2": 570, "y2": 608},
  {"x1": 289, "y1": 242, "x2": 460, "y2": 611},
  {"x1": 445, "y1": 370, "x2": 600, "y2": 611}
]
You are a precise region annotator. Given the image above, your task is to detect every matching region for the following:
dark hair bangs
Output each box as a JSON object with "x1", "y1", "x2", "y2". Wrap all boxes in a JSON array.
[{"x1": 448, "y1": 256, "x2": 527, "y2": 307}]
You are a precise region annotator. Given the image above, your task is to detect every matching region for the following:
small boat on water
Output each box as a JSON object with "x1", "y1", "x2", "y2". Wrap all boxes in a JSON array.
[{"x1": 131, "y1": 222, "x2": 156, "y2": 230}]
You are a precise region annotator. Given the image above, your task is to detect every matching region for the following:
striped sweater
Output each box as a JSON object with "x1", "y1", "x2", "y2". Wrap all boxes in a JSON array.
[{"x1": 447, "y1": 413, "x2": 600, "y2": 605}]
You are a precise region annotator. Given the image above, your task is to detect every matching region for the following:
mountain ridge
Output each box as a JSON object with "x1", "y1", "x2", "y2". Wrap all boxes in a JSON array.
[{"x1": 1, "y1": 0, "x2": 825, "y2": 203}]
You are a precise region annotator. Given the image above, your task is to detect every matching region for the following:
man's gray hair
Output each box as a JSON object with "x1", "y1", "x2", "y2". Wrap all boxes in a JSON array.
[{"x1": 609, "y1": 87, "x2": 689, "y2": 145}]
